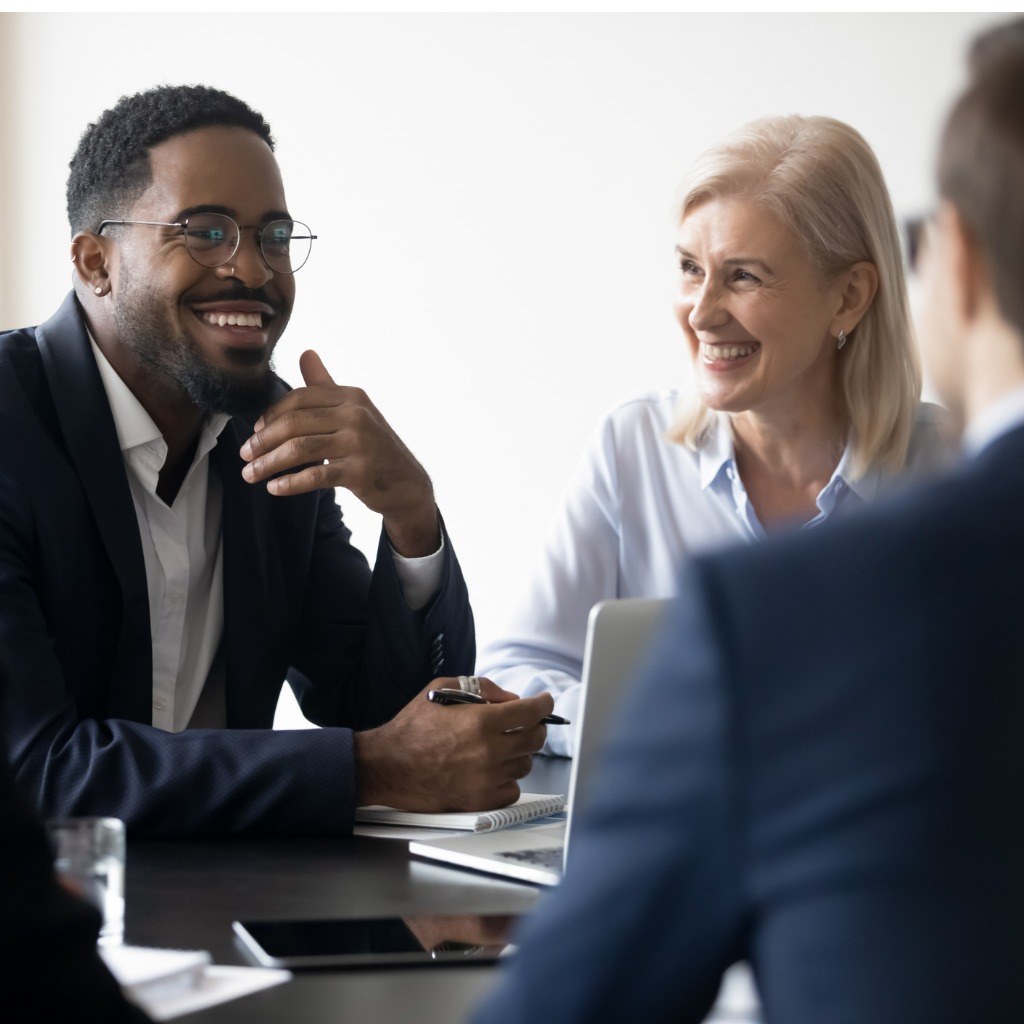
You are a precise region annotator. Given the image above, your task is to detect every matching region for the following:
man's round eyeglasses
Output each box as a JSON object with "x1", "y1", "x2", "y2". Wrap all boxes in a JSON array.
[{"x1": 97, "y1": 213, "x2": 317, "y2": 274}]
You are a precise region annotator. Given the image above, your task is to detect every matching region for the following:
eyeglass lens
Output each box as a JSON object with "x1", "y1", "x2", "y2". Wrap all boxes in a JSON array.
[{"x1": 183, "y1": 213, "x2": 314, "y2": 273}]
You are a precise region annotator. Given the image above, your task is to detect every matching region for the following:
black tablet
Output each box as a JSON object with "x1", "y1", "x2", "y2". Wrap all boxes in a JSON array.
[{"x1": 232, "y1": 914, "x2": 520, "y2": 970}]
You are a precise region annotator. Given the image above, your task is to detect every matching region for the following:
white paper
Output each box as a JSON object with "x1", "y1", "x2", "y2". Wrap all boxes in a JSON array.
[
  {"x1": 101, "y1": 944, "x2": 291, "y2": 1021},
  {"x1": 131, "y1": 965, "x2": 291, "y2": 1022}
]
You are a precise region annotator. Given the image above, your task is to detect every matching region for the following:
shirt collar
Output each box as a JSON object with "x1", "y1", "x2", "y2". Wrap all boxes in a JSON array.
[
  {"x1": 963, "y1": 385, "x2": 1024, "y2": 457},
  {"x1": 698, "y1": 414, "x2": 735, "y2": 490},
  {"x1": 89, "y1": 334, "x2": 231, "y2": 454},
  {"x1": 698, "y1": 413, "x2": 868, "y2": 500},
  {"x1": 836, "y1": 440, "x2": 879, "y2": 504}
]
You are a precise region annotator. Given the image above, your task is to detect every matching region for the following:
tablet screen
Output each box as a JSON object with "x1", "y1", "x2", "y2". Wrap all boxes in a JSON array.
[{"x1": 233, "y1": 914, "x2": 520, "y2": 970}]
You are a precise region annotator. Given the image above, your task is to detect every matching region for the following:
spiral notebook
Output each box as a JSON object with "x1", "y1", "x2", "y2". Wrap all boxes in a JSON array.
[
  {"x1": 355, "y1": 792, "x2": 565, "y2": 833},
  {"x1": 409, "y1": 598, "x2": 669, "y2": 885}
]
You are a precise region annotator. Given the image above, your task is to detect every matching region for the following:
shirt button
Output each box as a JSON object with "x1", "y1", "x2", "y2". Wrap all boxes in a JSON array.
[{"x1": 153, "y1": 697, "x2": 167, "y2": 710}]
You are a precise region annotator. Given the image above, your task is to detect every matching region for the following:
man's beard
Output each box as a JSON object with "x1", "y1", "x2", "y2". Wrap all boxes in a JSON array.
[
  {"x1": 112, "y1": 271, "x2": 279, "y2": 419},
  {"x1": 175, "y1": 345, "x2": 277, "y2": 418}
]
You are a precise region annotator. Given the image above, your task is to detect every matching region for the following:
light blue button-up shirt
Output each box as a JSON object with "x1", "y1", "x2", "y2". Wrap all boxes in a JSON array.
[
  {"x1": 698, "y1": 407, "x2": 882, "y2": 541},
  {"x1": 481, "y1": 391, "x2": 955, "y2": 755}
]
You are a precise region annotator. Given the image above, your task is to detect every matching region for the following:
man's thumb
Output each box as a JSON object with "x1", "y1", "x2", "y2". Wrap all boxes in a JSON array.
[{"x1": 299, "y1": 349, "x2": 336, "y2": 386}]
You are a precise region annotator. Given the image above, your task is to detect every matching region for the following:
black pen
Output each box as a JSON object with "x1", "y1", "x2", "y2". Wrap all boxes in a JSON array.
[{"x1": 426, "y1": 687, "x2": 571, "y2": 725}]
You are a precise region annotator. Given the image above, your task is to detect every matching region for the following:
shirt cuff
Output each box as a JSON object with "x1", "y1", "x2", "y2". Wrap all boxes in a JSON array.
[{"x1": 390, "y1": 534, "x2": 445, "y2": 611}]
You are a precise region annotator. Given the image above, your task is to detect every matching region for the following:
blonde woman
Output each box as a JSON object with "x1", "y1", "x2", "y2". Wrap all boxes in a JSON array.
[{"x1": 480, "y1": 115, "x2": 954, "y2": 755}]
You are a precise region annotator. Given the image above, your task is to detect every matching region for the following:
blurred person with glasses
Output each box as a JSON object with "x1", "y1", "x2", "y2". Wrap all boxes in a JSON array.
[{"x1": 0, "y1": 84, "x2": 553, "y2": 838}]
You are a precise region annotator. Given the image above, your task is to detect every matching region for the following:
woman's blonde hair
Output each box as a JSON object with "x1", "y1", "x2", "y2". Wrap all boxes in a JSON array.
[{"x1": 667, "y1": 114, "x2": 920, "y2": 477}]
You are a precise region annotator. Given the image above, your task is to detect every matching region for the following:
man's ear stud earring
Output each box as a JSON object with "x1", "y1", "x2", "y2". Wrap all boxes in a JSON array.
[{"x1": 94, "y1": 286, "x2": 104, "y2": 295}]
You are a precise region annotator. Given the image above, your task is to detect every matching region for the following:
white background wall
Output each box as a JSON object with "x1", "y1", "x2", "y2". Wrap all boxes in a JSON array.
[{"x1": 0, "y1": 13, "x2": 1007, "y2": 726}]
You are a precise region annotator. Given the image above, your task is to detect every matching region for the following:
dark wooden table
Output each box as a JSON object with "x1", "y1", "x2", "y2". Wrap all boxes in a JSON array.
[{"x1": 123, "y1": 755, "x2": 571, "y2": 1022}]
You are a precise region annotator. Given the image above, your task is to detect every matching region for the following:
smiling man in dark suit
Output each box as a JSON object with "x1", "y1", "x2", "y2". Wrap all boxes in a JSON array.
[
  {"x1": 475, "y1": 23, "x2": 1024, "y2": 1024},
  {"x1": 0, "y1": 85, "x2": 552, "y2": 837}
]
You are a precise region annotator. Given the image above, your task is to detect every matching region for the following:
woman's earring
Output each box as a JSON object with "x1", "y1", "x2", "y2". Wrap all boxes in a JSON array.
[{"x1": 837, "y1": 329, "x2": 847, "y2": 351}]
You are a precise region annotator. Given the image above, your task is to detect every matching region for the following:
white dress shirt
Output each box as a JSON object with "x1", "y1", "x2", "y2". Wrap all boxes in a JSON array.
[
  {"x1": 964, "y1": 384, "x2": 1024, "y2": 456},
  {"x1": 91, "y1": 340, "x2": 444, "y2": 733},
  {"x1": 479, "y1": 391, "x2": 954, "y2": 756}
]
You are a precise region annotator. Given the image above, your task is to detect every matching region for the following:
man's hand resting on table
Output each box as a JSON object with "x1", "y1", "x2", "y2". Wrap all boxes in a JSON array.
[{"x1": 354, "y1": 678, "x2": 553, "y2": 812}]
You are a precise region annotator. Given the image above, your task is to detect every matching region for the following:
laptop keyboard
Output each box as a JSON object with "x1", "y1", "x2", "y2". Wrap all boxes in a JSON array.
[{"x1": 498, "y1": 847, "x2": 563, "y2": 868}]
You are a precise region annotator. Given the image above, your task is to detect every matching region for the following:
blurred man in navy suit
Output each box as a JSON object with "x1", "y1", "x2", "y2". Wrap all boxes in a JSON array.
[{"x1": 475, "y1": 22, "x2": 1024, "y2": 1024}]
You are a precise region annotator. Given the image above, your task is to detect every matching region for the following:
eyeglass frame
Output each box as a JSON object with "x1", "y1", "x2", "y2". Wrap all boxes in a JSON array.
[
  {"x1": 902, "y1": 213, "x2": 934, "y2": 274},
  {"x1": 96, "y1": 214, "x2": 317, "y2": 274}
]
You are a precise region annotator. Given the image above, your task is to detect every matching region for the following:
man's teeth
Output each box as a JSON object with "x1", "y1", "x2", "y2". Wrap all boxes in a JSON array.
[
  {"x1": 202, "y1": 312, "x2": 263, "y2": 328},
  {"x1": 702, "y1": 343, "x2": 757, "y2": 360}
]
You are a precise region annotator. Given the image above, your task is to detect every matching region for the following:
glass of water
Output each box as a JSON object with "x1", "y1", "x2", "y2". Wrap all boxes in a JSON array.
[{"x1": 46, "y1": 817, "x2": 126, "y2": 946}]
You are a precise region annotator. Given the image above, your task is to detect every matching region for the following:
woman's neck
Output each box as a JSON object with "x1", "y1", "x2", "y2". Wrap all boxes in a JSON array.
[{"x1": 729, "y1": 401, "x2": 849, "y2": 529}]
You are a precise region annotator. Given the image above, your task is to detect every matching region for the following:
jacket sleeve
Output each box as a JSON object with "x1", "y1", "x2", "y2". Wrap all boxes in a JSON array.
[
  {"x1": 1, "y1": 481, "x2": 473, "y2": 838},
  {"x1": 285, "y1": 495, "x2": 476, "y2": 729}
]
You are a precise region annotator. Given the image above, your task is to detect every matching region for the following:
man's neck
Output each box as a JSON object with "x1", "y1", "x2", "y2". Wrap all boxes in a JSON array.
[
  {"x1": 962, "y1": 317, "x2": 1024, "y2": 433},
  {"x1": 157, "y1": 432, "x2": 202, "y2": 506}
]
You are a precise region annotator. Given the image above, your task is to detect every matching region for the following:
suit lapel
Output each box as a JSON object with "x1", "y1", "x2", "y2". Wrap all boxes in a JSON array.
[{"x1": 35, "y1": 294, "x2": 153, "y2": 721}]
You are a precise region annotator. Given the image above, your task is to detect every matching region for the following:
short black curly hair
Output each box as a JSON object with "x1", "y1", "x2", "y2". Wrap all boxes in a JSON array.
[{"x1": 66, "y1": 83, "x2": 274, "y2": 235}]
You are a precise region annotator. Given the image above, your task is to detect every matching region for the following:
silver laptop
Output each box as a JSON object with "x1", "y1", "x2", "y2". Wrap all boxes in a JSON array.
[{"x1": 409, "y1": 597, "x2": 668, "y2": 885}]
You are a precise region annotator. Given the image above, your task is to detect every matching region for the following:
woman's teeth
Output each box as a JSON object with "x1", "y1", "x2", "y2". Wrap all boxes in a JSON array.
[{"x1": 702, "y1": 343, "x2": 757, "y2": 360}]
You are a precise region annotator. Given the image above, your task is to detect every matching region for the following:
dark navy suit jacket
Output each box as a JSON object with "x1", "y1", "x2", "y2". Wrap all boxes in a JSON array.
[
  {"x1": 476, "y1": 425, "x2": 1024, "y2": 1023},
  {"x1": 0, "y1": 294, "x2": 474, "y2": 836}
]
